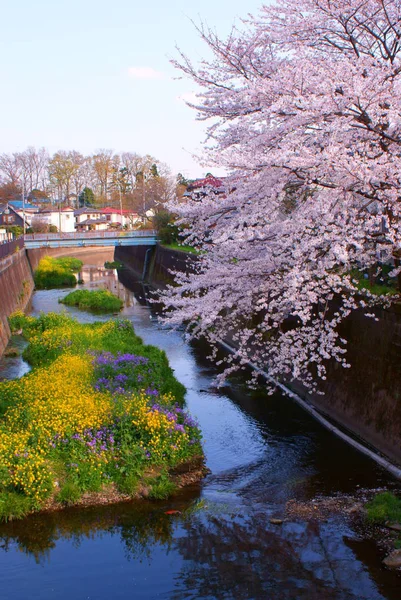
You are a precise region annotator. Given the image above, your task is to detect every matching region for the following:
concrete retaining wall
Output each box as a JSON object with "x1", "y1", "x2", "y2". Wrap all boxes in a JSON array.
[
  {"x1": 115, "y1": 244, "x2": 198, "y2": 287},
  {"x1": 0, "y1": 249, "x2": 34, "y2": 356},
  {"x1": 289, "y1": 304, "x2": 401, "y2": 466}
]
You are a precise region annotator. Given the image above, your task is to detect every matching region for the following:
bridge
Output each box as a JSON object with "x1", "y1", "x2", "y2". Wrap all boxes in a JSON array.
[{"x1": 23, "y1": 230, "x2": 158, "y2": 249}]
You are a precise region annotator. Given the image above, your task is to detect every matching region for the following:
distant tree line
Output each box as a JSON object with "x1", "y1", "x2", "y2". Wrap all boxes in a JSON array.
[{"x1": 0, "y1": 147, "x2": 183, "y2": 215}]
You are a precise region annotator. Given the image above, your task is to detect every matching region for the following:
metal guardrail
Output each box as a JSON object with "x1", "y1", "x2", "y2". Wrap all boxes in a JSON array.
[
  {"x1": 23, "y1": 230, "x2": 156, "y2": 241},
  {"x1": 0, "y1": 237, "x2": 24, "y2": 260}
]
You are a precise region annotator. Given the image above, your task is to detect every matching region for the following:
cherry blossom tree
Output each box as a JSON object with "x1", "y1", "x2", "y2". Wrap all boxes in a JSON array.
[{"x1": 162, "y1": 0, "x2": 401, "y2": 391}]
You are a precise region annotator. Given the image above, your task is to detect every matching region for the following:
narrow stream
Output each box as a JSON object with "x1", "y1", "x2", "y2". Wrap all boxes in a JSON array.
[{"x1": 0, "y1": 250, "x2": 400, "y2": 600}]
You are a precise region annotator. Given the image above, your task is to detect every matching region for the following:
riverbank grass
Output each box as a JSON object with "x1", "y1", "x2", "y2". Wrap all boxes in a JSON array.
[
  {"x1": 0, "y1": 312, "x2": 203, "y2": 521},
  {"x1": 34, "y1": 256, "x2": 83, "y2": 289},
  {"x1": 161, "y1": 242, "x2": 200, "y2": 255},
  {"x1": 60, "y1": 289, "x2": 124, "y2": 312},
  {"x1": 104, "y1": 260, "x2": 124, "y2": 269},
  {"x1": 366, "y1": 492, "x2": 401, "y2": 524}
]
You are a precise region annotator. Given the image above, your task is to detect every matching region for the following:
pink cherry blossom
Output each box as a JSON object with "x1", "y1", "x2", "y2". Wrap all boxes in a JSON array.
[{"x1": 162, "y1": 1, "x2": 401, "y2": 392}]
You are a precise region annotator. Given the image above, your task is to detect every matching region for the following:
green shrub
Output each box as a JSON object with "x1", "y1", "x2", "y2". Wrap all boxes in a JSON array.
[
  {"x1": 104, "y1": 260, "x2": 124, "y2": 269},
  {"x1": 34, "y1": 256, "x2": 83, "y2": 290},
  {"x1": 55, "y1": 257, "x2": 83, "y2": 272},
  {"x1": 60, "y1": 289, "x2": 124, "y2": 312}
]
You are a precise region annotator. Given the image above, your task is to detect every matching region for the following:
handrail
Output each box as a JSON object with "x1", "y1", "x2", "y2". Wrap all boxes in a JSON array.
[{"x1": 23, "y1": 230, "x2": 156, "y2": 241}]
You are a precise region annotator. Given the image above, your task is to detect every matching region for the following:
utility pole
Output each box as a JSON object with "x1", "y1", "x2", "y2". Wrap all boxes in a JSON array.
[
  {"x1": 119, "y1": 178, "x2": 123, "y2": 229},
  {"x1": 22, "y1": 179, "x2": 26, "y2": 235}
]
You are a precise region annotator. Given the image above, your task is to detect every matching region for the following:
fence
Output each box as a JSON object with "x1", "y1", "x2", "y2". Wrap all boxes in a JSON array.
[{"x1": 0, "y1": 238, "x2": 25, "y2": 260}]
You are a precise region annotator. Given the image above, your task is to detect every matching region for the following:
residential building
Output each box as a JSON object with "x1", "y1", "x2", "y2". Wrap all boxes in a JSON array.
[
  {"x1": 0, "y1": 204, "x2": 28, "y2": 229},
  {"x1": 183, "y1": 175, "x2": 226, "y2": 200},
  {"x1": 101, "y1": 207, "x2": 140, "y2": 228},
  {"x1": 33, "y1": 207, "x2": 75, "y2": 232}
]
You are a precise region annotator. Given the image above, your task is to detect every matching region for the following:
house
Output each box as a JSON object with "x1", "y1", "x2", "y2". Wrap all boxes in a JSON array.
[
  {"x1": 10, "y1": 200, "x2": 40, "y2": 227},
  {"x1": 33, "y1": 207, "x2": 75, "y2": 233},
  {"x1": 74, "y1": 208, "x2": 105, "y2": 225},
  {"x1": 183, "y1": 174, "x2": 226, "y2": 200},
  {"x1": 75, "y1": 218, "x2": 109, "y2": 232},
  {"x1": 0, "y1": 203, "x2": 29, "y2": 229},
  {"x1": 101, "y1": 207, "x2": 140, "y2": 229}
]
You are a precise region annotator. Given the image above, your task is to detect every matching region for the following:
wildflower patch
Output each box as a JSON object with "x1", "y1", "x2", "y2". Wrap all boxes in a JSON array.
[{"x1": 0, "y1": 312, "x2": 203, "y2": 521}]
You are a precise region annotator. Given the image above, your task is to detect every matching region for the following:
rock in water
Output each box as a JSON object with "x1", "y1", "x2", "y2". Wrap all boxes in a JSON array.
[
  {"x1": 385, "y1": 521, "x2": 401, "y2": 532},
  {"x1": 270, "y1": 518, "x2": 283, "y2": 525},
  {"x1": 383, "y1": 550, "x2": 401, "y2": 568}
]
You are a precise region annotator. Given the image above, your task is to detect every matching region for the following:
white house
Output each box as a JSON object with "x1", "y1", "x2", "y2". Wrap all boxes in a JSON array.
[
  {"x1": 33, "y1": 207, "x2": 75, "y2": 233},
  {"x1": 101, "y1": 207, "x2": 140, "y2": 228},
  {"x1": 74, "y1": 208, "x2": 105, "y2": 225},
  {"x1": 76, "y1": 218, "x2": 109, "y2": 232}
]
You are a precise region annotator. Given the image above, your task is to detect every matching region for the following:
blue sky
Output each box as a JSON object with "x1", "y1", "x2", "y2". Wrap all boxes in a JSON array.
[{"x1": 0, "y1": 0, "x2": 265, "y2": 178}]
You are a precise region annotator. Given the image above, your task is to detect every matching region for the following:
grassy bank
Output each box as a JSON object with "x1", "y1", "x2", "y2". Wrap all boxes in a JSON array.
[
  {"x1": 161, "y1": 243, "x2": 200, "y2": 255},
  {"x1": 0, "y1": 312, "x2": 203, "y2": 521},
  {"x1": 34, "y1": 257, "x2": 83, "y2": 289},
  {"x1": 60, "y1": 289, "x2": 124, "y2": 312},
  {"x1": 366, "y1": 492, "x2": 401, "y2": 549}
]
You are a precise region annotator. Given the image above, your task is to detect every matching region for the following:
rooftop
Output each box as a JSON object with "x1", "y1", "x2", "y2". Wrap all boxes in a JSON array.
[{"x1": 9, "y1": 200, "x2": 38, "y2": 211}]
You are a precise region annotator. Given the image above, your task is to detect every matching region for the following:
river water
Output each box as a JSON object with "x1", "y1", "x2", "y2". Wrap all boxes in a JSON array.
[{"x1": 0, "y1": 250, "x2": 400, "y2": 600}]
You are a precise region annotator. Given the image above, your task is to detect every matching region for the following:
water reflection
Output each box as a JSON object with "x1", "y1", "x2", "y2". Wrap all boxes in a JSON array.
[
  {"x1": 0, "y1": 495, "x2": 196, "y2": 565},
  {"x1": 1, "y1": 496, "x2": 399, "y2": 600}
]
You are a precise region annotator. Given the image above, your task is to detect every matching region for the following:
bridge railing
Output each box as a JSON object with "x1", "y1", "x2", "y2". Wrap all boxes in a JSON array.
[
  {"x1": 0, "y1": 237, "x2": 25, "y2": 259},
  {"x1": 23, "y1": 230, "x2": 157, "y2": 241}
]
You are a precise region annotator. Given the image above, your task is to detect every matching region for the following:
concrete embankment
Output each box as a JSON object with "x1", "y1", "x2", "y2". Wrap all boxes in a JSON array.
[
  {"x1": 115, "y1": 244, "x2": 198, "y2": 288},
  {"x1": 0, "y1": 249, "x2": 35, "y2": 356},
  {"x1": 115, "y1": 244, "x2": 401, "y2": 468}
]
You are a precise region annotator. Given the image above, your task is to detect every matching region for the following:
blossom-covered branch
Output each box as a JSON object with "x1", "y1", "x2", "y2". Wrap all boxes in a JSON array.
[{"x1": 163, "y1": 0, "x2": 401, "y2": 391}]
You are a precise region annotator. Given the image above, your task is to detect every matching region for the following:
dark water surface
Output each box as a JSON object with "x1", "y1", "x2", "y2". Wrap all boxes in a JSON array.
[{"x1": 0, "y1": 250, "x2": 401, "y2": 600}]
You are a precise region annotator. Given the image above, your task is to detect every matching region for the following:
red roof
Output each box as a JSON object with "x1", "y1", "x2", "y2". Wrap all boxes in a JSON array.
[
  {"x1": 101, "y1": 207, "x2": 138, "y2": 216},
  {"x1": 188, "y1": 175, "x2": 225, "y2": 191}
]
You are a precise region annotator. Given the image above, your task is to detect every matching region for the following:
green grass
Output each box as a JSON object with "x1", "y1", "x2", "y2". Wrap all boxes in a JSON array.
[
  {"x1": 59, "y1": 289, "x2": 124, "y2": 313},
  {"x1": 104, "y1": 260, "x2": 124, "y2": 269},
  {"x1": 57, "y1": 482, "x2": 81, "y2": 506},
  {"x1": 366, "y1": 492, "x2": 401, "y2": 523},
  {"x1": 350, "y1": 268, "x2": 398, "y2": 296},
  {"x1": 34, "y1": 256, "x2": 83, "y2": 290},
  {"x1": 146, "y1": 474, "x2": 177, "y2": 500},
  {"x1": 0, "y1": 492, "x2": 34, "y2": 522},
  {"x1": 161, "y1": 242, "x2": 200, "y2": 255}
]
